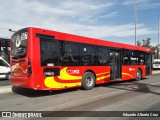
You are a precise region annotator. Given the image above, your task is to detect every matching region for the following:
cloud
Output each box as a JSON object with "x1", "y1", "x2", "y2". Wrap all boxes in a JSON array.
[
  {"x1": 97, "y1": 12, "x2": 118, "y2": 19},
  {"x1": 122, "y1": 0, "x2": 160, "y2": 9},
  {"x1": 41, "y1": 22, "x2": 156, "y2": 39},
  {"x1": 0, "y1": 0, "x2": 116, "y2": 36},
  {"x1": 0, "y1": 0, "x2": 115, "y2": 26},
  {"x1": 0, "y1": 0, "x2": 157, "y2": 42}
]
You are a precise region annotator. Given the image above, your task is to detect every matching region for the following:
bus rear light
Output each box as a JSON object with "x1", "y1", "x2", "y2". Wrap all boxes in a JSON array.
[{"x1": 28, "y1": 58, "x2": 32, "y2": 77}]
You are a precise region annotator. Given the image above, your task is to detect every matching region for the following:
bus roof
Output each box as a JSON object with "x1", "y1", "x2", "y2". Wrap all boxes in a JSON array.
[{"x1": 23, "y1": 27, "x2": 153, "y2": 53}]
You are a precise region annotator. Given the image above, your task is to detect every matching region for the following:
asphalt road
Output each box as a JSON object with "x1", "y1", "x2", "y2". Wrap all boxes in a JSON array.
[
  {"x1": 0, "y1": 79, "x2": 10, "y2": 86},
  {"x1": 0, "y1": 73, "x2": 160, "y2": 120}
]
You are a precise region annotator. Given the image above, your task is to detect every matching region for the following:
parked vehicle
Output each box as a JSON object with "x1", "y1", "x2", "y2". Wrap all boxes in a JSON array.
[
  {"x1": 0, "y1": 57, "x2": 10, "y2": 79},
  {"x1": 152, "y1": 59, "x2": 160, "y2": 70}
]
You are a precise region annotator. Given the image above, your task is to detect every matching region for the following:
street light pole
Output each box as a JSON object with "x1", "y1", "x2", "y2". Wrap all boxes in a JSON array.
[
  {"x1": 158, "y1": 18, "x2": 160, "y2": 59},
  {"x1": 134, "y1": 0, "x2": 137, "y2": 46},
  {"x1": 0, "y1": 27, "x2": 16, "y2": 37},
  {"x1": 158, "y1": 18, "x2": 160, "y2": 45}
]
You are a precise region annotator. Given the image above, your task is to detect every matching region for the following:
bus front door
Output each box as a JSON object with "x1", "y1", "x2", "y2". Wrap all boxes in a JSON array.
[{"x1": 110, "y1": 50, "x2": 121, "y2": 80}]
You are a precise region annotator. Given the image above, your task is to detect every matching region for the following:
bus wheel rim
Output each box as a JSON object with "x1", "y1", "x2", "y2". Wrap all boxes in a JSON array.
[
  {"x1": 85, "y1": 76, "x2": 93, "y2": 86},
  {"x1": 137, "y1": 71, "x2": 141, "y2": 78}
]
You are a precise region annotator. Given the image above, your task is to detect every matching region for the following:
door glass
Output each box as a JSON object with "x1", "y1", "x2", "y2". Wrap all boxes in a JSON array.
[
  {"x1": 110, "y1": 51, "x2": 121, "y2": 80},
  {"x1": 110, "y1": 52, "x2": 114, "y2": 80}
]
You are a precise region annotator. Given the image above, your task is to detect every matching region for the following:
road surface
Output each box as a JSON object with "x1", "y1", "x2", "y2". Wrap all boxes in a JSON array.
[{"x1": 0, "y1": 74, "x2": 160, "y2": 120}]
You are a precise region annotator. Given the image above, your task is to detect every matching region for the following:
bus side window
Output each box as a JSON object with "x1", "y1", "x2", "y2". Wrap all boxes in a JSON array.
[
  {"x1": 40, "y1": 38, "x2": 59, "y2": 66},
  {"x1": 81, "y1": 45, "x2": 94, "y2": 65},
  {"x1": 122, "y1": 50, "x2": 130, "y2": 65},
  {"x1": 61, "y1": 42, "x2": 80, "y2": 66},
  {"x1": 98, "y1": 47, "x2": 110, "y2": 65},
  {"x1": 70, "y1": 44, "x2": 80, "y2": 63},
  {"x1": 60, "y1": 43, "x2": 70, "y2": 62},
  {"x1": 139, "y1": 52, "x2": 145, "y2": 65},
  {"x1": 123, "y1": 57, "x2": 129, "y2": 65}
]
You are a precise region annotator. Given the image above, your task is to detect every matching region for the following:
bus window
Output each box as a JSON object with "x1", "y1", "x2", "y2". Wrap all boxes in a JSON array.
[
  {"x1": 61, "y1": 41, "x2": 80, "y2": 66},
  {"x1": 122, "y1": 50, "x2": 130, "y2": 65},
  {"x1": 130, "y1": 51, "x2": 146, "y2": 65},
  {"x1": 40, "y1": 38, "x2": 59, "y2": 66},
  {"x1": 139, "y1": 52, "x2": 145, "y2": 65},
  {"x1": 97, "y1": 47, "x2": 110, "y2": 65},
  {"x1": 81, "y1": 45, "x2": 94, "y2": 65},
  {"x1": 130, "y1": 51, "x2": 139, "y2": 65}
]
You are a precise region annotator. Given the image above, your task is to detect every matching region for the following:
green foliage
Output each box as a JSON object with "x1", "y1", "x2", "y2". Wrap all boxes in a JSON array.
[{"x1": 137, "y1": 38, "x2": 156, "y2": 51}]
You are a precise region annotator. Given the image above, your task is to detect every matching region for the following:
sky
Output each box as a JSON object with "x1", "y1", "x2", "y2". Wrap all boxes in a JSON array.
[{"x1": 0, "y1": 0, "x2": 159, "y2": 45}]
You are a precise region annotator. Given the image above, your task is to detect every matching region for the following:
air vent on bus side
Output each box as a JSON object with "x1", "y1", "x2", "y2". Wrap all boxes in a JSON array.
[{"x1": 43, "y1": 68, "x2": 60, "y2": 77}]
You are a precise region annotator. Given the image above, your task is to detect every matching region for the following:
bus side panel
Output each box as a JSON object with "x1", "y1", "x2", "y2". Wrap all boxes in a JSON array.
[
  {"x1": 121, "y1": 65, "x2": 146, "y2": 80},
  {"x1": 42, "y1": 66, "x2": 110, "y2": 90},
  {"x1": 28, "y1": 28, "x2": 45, "y2": 90},
  {"x1": 94, "y1": 66, "x2": 110, "y2": 84}
]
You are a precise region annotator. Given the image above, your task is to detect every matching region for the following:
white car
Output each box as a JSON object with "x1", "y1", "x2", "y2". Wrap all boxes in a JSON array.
[
  {"x1": 0, "y1": 57, "x2": 10, "y2": 79},
  {"x1": 152, "y1": 59, "x2": 160, "y2": 70}
]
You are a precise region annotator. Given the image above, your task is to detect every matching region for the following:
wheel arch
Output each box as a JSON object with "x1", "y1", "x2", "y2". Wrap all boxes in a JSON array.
[{"x1": 84, "y1": 70, "x2": 96, "y2": 81}]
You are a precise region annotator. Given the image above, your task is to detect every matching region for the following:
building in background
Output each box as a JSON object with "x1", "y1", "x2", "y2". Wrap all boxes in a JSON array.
[{"x1": 0, "y1": 37, "x2": 10, "y2": 63}]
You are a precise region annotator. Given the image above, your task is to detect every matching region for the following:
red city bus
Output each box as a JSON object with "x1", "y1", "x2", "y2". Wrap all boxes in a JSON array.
[{"x1": 10, "y1": 27, "x2": 153, "y2": 90}]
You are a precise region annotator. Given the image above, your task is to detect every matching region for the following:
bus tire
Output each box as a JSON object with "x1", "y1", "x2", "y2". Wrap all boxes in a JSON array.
[
  {"x1": 82, "y1": 72, "x2": 96, "y2": 90},
  {"x1": 136, "y1": 69, "x2": 142, "y2": 81}
]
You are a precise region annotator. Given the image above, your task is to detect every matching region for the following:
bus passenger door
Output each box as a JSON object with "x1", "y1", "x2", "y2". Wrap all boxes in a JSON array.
[
  {"x1": 110, "y1": 50, "x2": 121, "y2": 80},
  {"x1": 145, "y1": 53, "x2": 152, "y2": 76}
]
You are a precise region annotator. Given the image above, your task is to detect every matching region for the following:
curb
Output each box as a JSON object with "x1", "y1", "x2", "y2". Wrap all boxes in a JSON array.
[{"x1": 0, "y1": 85, "x2": 12, "y2": 94}]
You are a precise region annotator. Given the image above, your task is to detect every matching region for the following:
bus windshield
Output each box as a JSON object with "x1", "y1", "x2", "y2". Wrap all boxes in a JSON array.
[{"x1": 11, "y1": 28, "x2": 28, "y2": 59}]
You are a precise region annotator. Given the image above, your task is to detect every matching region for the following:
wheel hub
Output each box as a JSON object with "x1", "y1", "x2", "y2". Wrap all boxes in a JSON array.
[{"x1": 86, "y1": 77, "x2": 93, "y2": 86}]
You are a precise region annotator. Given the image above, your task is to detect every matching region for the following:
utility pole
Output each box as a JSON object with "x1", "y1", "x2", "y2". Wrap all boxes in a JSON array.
[
  {"x1": 158, "y1": 18, "x2": 160, "y2": 45},
  {"x1": 134, "y1": 0, "x2": 137, "y2": 46},
  {"x1": 158, "y1": 18, "x2": 160, "y2": 59}
]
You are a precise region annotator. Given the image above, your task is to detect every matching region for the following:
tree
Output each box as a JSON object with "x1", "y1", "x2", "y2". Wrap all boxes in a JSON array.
[
  {"x1": 137, "y1": 38, "x2": 156, "y2": 57},
  {"x1": 142, "y1": 38, "x2": 151, "y2": 47},
  {"x1": 137, "y1": 40, "x2": 141, "y2": 46},
  {"x1": 137, "y1": 38, "x2": 152, "y2": 48}
]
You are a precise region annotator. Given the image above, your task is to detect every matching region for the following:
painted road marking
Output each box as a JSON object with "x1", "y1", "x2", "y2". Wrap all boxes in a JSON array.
[
  {"x1": 0, "y1": 85, "x2": 12, "y2": 94},
  {"x1": 38, "y1": 89, "x2": 127, "y2": 111}
]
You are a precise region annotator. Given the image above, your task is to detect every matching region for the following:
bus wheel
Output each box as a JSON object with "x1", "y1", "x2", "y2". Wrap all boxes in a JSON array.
[
  {"x1": 136, "y1": 69, "x2": 142, "y2": 81},
  {"x1": 82, "y1": 72, "x2": 96, "y2": 90}
]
